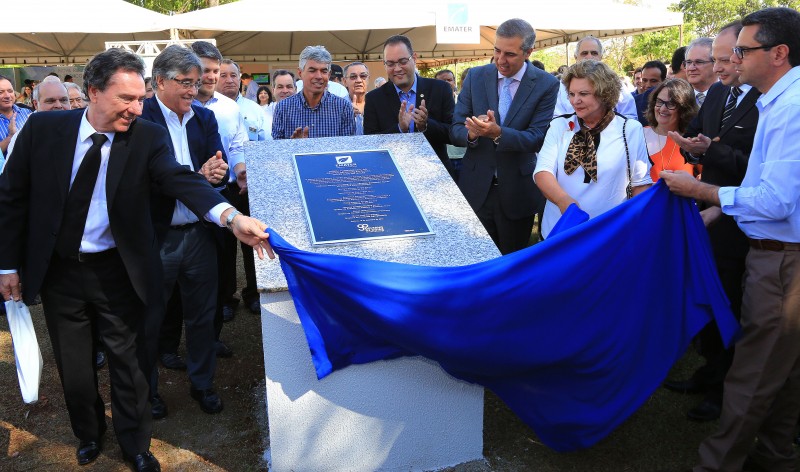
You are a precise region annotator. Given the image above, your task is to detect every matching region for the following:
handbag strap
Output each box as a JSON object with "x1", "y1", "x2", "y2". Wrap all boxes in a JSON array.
[{"x1": 621, "y1": 116, "x2": 632, "y2": 199}]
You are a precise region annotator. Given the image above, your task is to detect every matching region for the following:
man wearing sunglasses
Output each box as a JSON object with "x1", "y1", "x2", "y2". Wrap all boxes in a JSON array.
[
  {"x1": 364, "y1": 35, "x2": 456, "y2": 178},
  {"x1": 663, "y1": 20, "x2": 761, "y2": 425},
  {"x1": 661, "y1": 7, "x2": 800, "y2": 471},
  {"x1": 684, "y1": 37, "x2": 717, "y2": 106}
]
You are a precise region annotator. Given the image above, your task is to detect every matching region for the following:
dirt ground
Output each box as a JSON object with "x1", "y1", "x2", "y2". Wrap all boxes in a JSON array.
[{"x1": 0, "y1": 254, "x2": 758, "y2": 472}]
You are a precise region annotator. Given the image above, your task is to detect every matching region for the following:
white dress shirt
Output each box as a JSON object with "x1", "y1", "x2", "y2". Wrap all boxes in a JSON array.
[
  {"x1": 194, "y1": 91, "x2": 247, "y2": 174},
  {"x1": 235, "y1": 94, "x2": 270, "y2": 141}
]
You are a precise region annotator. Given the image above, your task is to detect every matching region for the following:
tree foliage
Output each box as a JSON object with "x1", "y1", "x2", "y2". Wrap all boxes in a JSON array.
[{"x1": 125, "y1": 0, "x2": 235, "y2": 14}]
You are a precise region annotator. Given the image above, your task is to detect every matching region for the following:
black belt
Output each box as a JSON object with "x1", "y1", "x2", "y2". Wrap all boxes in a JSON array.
[
  {"x1": 748, "y1": 238, "x2": 800, "y2": 251},
  {"x1": 170, "y1": 222, "x2": 200, "y2": 231},
  {"x1": 64, "y1": 248, "x2": 118, "y2": 263}
]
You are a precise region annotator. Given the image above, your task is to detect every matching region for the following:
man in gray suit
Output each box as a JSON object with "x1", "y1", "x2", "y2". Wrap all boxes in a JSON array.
[{"x1": 450, "y1": 18, "x2": 559, "y2": 254}]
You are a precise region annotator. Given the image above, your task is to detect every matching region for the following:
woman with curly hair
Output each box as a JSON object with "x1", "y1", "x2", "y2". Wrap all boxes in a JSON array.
[
  {"x1": 644, "y1": 78, "x2": 699, "y2": 182},
  {"x1": 534, "y1": 60, "x2": 652, "y2": 239}
]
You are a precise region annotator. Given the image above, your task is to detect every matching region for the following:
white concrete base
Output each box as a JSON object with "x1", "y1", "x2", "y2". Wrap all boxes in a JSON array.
[{"x1": 261, "y1": 291, "x2": 484, "y2": 472}]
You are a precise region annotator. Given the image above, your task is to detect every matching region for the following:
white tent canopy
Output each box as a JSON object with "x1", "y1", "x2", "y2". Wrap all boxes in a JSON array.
[
  {"x1": 171, "y1": 0, "x2": 684, "y2": 64},
  {"x1": 0, "y1": 0, "x2": 171, "y2": 65},
  {"x1": 0, "y1": 0, "x2": 683, "y2": 65}
]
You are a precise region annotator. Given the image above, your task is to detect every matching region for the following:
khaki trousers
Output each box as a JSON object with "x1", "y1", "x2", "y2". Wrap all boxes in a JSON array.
[{"x1": 695, "y1": 247, "x2": 800, "y2": 472}]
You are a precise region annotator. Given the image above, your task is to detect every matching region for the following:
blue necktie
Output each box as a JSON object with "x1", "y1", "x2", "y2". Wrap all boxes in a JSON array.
[{"x1": 499, "y1": 77, "x2": 513, "y2": 125}]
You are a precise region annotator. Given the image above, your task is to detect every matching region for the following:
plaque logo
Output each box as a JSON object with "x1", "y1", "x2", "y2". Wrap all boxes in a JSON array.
[
  {"x1": 335, "y1": 156, "x2": 356, "y2": 167},
  {"x1": 357, "y1": 223, "x2": 385, "y2": 233}
]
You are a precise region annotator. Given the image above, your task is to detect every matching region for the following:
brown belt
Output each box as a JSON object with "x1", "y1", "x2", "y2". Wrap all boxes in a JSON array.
[{"x1": 748, "y1": 238, "x2": 800, "y2": 251}]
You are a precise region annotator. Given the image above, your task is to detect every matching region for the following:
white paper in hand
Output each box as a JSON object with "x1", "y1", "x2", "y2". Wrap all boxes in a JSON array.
[{"x1": 5, "y1": 300, "x2": 43, "y2": 404}]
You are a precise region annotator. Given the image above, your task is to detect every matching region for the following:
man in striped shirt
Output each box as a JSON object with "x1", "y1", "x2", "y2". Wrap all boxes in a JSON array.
[{"x1": 0, "y1": 75, "x2": 33, "y2": 161}]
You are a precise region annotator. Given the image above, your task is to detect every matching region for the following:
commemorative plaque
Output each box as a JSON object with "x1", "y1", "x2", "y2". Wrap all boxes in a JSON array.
[{"x1": 293, "y1": 149, "x2": 433, "y2": 245}]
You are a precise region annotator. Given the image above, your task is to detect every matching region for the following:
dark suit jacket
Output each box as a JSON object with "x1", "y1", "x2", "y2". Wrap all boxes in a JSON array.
[
  {"x1": 683, "y1": 81, "x2": 760, "y2": 258},
  {"x1": 364, "y1": 76, "x2": 455, "y2": 175},
  {"x1": 634, "y1": 87, "x2": 654, "y2": 126},
  {"x1": 0, "y1": 109, "x2": 226, "y2": 306},
  {"x1": 140, "y1": 96, "x2": 228, "y2": 240},
  {"x1": 450, "y1": 62, "x2": 559, "y2": 219}
]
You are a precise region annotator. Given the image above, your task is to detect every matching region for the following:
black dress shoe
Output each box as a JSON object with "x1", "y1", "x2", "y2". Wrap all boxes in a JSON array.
[
  {"x1": 159, "y1": 352, "x2": 187, "y2": 370},
  {"x1": 247, "y1": 299, "x2": 260, "y2": 315},
  {"x1": 151, "y1": 393, "x2": 168, "y2": 420},
  {"x1": 687, "y1": 399, "x2": 721, "y2": 422},
  {"x1": 124, "y1": 451, "x2": 161, "y2": 472},
  {"x1": 190, "y1": 386, "x2": 224, "y2": 414},
  {"x1": 216, "y1": 341, "x2": 233, "y2": 358},
  {"x1": 76, "y1": 440, "x2": 101, "y2": 465},
  {"x1": 222, "y1": 304, "x2": 235, "y2": 322},
  {"x1": 663, "y1": 378, "x2": 706, "y2": 394},
  {"x1": 95, "y1": 351, "x2": 107, "y2": 370}
]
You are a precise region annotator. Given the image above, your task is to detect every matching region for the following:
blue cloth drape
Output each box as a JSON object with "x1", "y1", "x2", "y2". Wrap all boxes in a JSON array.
[{"x1": 268, "y1": 181, "x2": 739, "y2": 452}]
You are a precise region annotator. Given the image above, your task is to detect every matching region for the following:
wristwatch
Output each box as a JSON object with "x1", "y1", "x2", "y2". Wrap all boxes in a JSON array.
[
  {"x1": 493, "y1": 131, "x2": 502, "y2": 145},
  {"x1": 225, "y1": 209, "x2": 242, "y2": 231}
]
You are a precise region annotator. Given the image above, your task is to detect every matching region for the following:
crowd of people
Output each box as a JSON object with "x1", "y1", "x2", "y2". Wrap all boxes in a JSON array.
[{"x1": 1, "y1": 6, "x2": 799, "y2": 472}]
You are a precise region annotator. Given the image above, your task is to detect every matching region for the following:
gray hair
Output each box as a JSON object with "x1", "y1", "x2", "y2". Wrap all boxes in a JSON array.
[
  {"x1": 575, "y1": 36, "x2": 603, "y2": 59},
  {"x1": 686, "y1": 37, "x2": 713, "y2": 59},
  {"x1": 83, "y1": 48, "x2": 145, "y2": 96},
  {"x1": 64, "y1": 81, "x2": 82, "y2": 94},
  {"x1": 299, "y1": 45, "x2": 332, "y2": 71},
  {"x1": 343, "y1": 61, "x2": 367, "y2": 76},
  {"x1": 152, "y1": 45, "x2": 202, "y2": 81},
  {"x1": 190, "y1": 41, "x2": 223, "y2": 63},
  {"x1": 496, "y1": 18, "x2": 536, "y2": 52},
  {"x1": 221, "y1": 58, "x2": 240, "y2": 74}
]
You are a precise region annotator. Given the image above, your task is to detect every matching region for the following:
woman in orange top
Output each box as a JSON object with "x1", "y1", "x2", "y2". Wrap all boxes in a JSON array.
[{"x1": 643, "y1": 79, "x2": 699, "y2": 182}]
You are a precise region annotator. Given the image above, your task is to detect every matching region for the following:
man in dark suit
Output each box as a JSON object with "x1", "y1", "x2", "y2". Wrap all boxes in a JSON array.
[
  {"x1": 450, "y1": 18, "x2": 559, "y2": 254},
  {"x1": 633, "y1": 60, "x2": 667, "y2": 125},
  {"x1": 0, "y1": 49, "x2": 273, "y2": 471},
  {"x1": 139, "y1": 45, "x2": 231, "y2": 420},
  {"x1": 364, "y1": 35, "x2": 456, "y2": 178},
  {"x1": 664, "y1": 20, "x2": 760, "y2": 422}
]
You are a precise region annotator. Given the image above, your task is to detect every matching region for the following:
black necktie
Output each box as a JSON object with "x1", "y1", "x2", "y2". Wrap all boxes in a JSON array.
[
  {"x1": 55, "y1": 133, "x2": 108, "y2": 258},
  {"x1": 720, "y1": 86, "x2": 742, "y2": 129}
]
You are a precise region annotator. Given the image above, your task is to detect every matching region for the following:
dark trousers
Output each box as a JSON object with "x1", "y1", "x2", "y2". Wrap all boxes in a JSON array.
[
  {"x1": 41, "y1": 250, "x2": 151, "y2": 457},
  {"x1": 691, "y1": 254, "x2": 746, "y2": 404},
  {"x1": 155, "y1": 224, "x2": 218, "y2": 391},
  {"x1": 475, "y1": 183, "x2": 535, "y2": 255},
  {"x1": 220, "y1": 183, "x2": 257, "y2": 306}
]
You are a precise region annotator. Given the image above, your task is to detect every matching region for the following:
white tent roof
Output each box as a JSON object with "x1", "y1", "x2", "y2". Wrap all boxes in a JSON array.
[
  {"x1": 171, "y1": 0, "x2": 684, "y2": 64},
  {"x1": 0, "y1": 0, "x2": 683, "y2": 65},
  {"x1": 0, "y1": 0, "x2": 171, "y2": 64}
]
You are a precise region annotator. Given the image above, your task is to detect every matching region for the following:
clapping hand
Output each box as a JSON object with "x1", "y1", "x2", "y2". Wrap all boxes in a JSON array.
[
  {"x1": 412, "y1": 98, "x2": 428, "y2": 132},
  {"x1": 291, "y1": 126, "x2": 310, "y2": 139},
  {"x1": 398, "y1": 100, "x2": 414, "y2": 133},
  {"x1": 200, "y1": 151, "x2": 228, "y2": 185}
]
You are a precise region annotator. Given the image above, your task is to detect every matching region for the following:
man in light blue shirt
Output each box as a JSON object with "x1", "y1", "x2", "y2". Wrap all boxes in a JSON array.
[
  {"x1": 661, "y1": 7, "x2": 800, "y2": 471},
  {"x1": 216, "y1": 58, "x2": 268, "y2": 316}
]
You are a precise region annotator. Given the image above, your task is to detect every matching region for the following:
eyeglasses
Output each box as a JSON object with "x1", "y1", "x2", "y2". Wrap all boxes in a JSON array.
[
  {"x1": 733, "y1": 44, "x2": 777, "y2": 60},
  {"x1": 383, "y1": 56, "x2": 413, "y2": 68},
  {"x1": 347, "y1": 73, "x2": 370, "y2": 81},
  {"x1": 682, "y1": 59, "x2": 713, "y2": 68},
  {"x1": 654, "y1": 99, "x2": 677, "y2": 110},
  {"x1": 171, "y1": 78, "x2": 202, "y2": 89}
]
